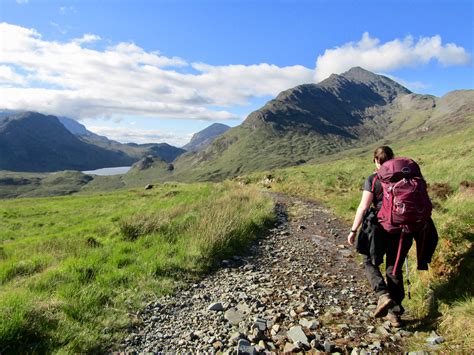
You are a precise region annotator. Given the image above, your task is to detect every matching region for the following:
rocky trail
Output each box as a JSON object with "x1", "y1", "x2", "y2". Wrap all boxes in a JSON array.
[{"x1": 122, "y1": 194, "x2": 414, "y2": 353}]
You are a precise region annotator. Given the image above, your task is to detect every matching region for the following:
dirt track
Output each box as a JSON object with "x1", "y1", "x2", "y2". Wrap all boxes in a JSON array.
[{"x1": 121, "y1": 194, "x2": 411, "y2": 353}]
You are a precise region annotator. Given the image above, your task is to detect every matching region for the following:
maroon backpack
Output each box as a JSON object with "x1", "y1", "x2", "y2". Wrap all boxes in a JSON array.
[{"x1": 376, "y1": 157, "x2": 432, "y2": 234}]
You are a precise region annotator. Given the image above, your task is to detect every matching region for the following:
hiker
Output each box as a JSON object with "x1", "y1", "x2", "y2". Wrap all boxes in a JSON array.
[{"x1": 347, "y1": 146, "x2": 437, "y2": 327}]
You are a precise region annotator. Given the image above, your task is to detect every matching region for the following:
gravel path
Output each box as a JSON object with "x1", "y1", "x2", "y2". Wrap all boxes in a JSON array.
[{"x1": 121, "y1": 194, "x2": 413, "y2": 353}]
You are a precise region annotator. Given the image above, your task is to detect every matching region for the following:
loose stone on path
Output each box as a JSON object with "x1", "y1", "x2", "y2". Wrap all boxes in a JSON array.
[{"x1": 121, "y1": 194, "x2": 406, "y2": 353}]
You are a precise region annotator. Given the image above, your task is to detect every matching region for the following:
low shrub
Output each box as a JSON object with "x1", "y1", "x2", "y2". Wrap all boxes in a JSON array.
[
  {"x1": 429, "y1": 182, "x2": 454, "y2": 200},
  {"x1": 118, "y1": 213, "x2": 166, "y2": 240}
]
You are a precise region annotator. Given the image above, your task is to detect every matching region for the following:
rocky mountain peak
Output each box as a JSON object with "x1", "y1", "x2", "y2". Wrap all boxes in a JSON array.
[
  {"x1": 339, "y1": 66, "x2": 412, "y2": 101},
  {"x1": 183, "y1": 123, "x2": 230, "y2": 152},
  {"x1": 242, "y1": 67, "x2": 412, "y2": 132}
]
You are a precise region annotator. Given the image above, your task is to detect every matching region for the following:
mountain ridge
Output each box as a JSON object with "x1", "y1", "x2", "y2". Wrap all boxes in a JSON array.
[
  {"x1": 171, "y1": 67, "x2": 473, "y2": 181},
  {"x1": 0, "y1": 112, "x2": 186, "y2": 172},
  {"x1": 0, "y1": 112, "x2": 134, "y2": 172}
]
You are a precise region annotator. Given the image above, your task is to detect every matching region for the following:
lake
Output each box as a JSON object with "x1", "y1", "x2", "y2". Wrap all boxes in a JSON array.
[{"x1": 82, "y1": 166, "x2": 131, "y2": 176}]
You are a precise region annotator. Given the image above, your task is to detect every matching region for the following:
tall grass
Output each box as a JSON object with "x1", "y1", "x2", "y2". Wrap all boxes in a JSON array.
[
  {"x1": 246, "y1": 127, "x2": 474, "y2": 350},
  {"x1": 0, "y1": 182, "x2": 275, "y2": 353}
]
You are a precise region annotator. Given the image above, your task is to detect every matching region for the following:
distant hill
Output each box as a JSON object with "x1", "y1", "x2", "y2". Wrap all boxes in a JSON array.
[
  {"x1": 183, "y1": 123, "x2": 231, "y2": 152},
  {"x1": 0, "y1": 112, "x2": 186, "y2": 172},
  {"x1": 1, "y1": 67, "x2": 472, "y2": 186},
  {"x1": 58, "y1": 116, "x2": 185, "y2": 163},
  {"x1": 172, "y1": 67, "x2": 473, "y2": 181},
  {"x1": 0, "y1": 112, "x2": 134, "y2": 172}
]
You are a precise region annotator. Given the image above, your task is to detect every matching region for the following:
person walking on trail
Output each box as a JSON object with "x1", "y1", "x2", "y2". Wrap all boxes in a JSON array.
[{"x1": 346, "y1": 146, "x2": 437, "y2": 328}]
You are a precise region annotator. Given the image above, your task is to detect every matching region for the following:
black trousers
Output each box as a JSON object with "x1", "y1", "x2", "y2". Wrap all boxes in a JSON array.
[{"x1": 363, "y1": 231, "x2": 414, "y2": 315}]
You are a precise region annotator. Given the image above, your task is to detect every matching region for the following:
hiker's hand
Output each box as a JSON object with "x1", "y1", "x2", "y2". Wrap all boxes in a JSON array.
[{"x1": 347, "y1": 231, "x2": 356, "y2": 246}]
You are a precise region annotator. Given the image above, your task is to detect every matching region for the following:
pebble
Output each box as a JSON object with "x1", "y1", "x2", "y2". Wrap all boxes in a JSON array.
[
  {"x1": 121, "y1": 196, "x2": 405, "y2": 353},
  {"x1": 287, "y1": 325, "x2": 309, "y2": 348},
  {"x1": 237, "y1": 339, "x2": 256, "y2": 355},
  {"x1": 426, "y1": 335, "x2": 445, "y2": 345},
  {"x1": 224, "y1": 308, "x2": 244, "y2": 325},
  {"x1": 323, "y1": 340, "x2": 335, "y2": 353},
  {"x1": 208, "y1": 302, "x2": 224, "y2": 311}
]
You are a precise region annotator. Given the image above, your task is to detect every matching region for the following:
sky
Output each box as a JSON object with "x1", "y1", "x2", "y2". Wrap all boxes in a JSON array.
[{"x1": 0, "y1": 0, "x2": 473, "y2": 147}]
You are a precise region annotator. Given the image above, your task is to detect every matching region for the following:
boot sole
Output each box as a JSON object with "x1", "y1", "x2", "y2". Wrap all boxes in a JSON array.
[{"x1": 373, "y1": 298, "x2": 393, "y2": 318}]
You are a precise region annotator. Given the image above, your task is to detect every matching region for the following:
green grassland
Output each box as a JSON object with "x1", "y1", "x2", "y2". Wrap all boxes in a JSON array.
[
  {"x1": 1, "y1": 109, "x2": 472, "y2": 352},
  {"x1": 245, "y1": 126, "x2": 474, "y2": 351},
  {"x1": 0, "y1": 182, "x2": 275, "y2": 353}
]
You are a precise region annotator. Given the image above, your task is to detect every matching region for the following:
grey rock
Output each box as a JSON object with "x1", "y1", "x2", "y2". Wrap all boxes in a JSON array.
[
  {"x1": 299, "y1": 318, "x2": 319, "y2": 330},
  {"x1": 287, "y1": 325, "x2": 309, "y2": 348},
  {"x1": 323, "y1": 340, "x2": 335, "y2": 353},
  {"x1": 237, "y1": 339, "x2": 256, "y2": 355},
  {"x1": 230, "y1": 332, "x2": 245, "y2": 342},
  {"x1": 237, "y1": 303, "x2": 252, "y2": 314},
  {"x1": 253, "y1": 318, "x2": 267, "y2": 331},
  {"x1": 225, "y1": 308, "x2": 244, "y2": 325},
  {"x1": 208, "y1": 302, "x2": 224, "y2": 311},
  {"x1": 372, "y1": 340, "x2": 382, "y2": 348},
  {"x1": 426, "y1": 335, "x2": 445, "y2": 345}
]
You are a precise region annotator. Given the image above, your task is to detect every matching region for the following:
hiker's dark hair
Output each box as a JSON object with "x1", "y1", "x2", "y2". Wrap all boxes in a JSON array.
[{"x1": 373, "y1": 146, "x2": 394, "y2": 164}]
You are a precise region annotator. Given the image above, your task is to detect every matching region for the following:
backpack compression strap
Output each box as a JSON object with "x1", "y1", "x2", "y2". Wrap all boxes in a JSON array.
[{"x1": 392, "y1": 230, "x2": 405, "y2": 276}]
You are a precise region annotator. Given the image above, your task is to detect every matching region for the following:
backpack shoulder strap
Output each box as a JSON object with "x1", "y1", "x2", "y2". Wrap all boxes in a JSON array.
[
  {"x1": 371, "y1": 175, "x2": 378, "y2": 193},
  {"x1": 371, "y1": 174, "x2": 384, "y2": 201}
]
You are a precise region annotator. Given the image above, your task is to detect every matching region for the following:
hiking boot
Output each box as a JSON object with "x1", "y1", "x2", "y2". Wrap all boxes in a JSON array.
[
  {"x1": 373, "y1": 293, "x2": 393, "y2": 318},
  {"x1": 386, "y1": 311, "x2": 403, "y2": 327}
]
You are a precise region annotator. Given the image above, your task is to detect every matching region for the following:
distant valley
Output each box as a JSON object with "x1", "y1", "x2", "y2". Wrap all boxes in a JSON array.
[
  {"x1": 0, "y1": 111, "x2": 186, "y2": 172},
  {"x1": 0, "y1": 67, "x2": 472, "y2": 198}
]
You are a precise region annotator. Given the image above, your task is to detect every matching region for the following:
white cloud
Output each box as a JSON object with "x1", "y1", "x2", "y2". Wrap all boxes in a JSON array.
[
  {"x1": 314, "y1": 32, "x2": 471, "y2": 82},
  {"x1": 0, "y1": 65, "x2": 26, "y2": 86},
  {"x1": 0, "y1": 23, "x2": 470, "y2": 125},
  {"x1": 0, "y1": 23, "x2": 313, "y2": 121},
  {"x1": 16, "y1": 0, "x2": 28, "y2": 4},
  {"x1": 73, "y1": 34, "x2": 101, "y2": 44},
  {"x1": 88, "y1": 126, "x2": 192, "y2": 146}
]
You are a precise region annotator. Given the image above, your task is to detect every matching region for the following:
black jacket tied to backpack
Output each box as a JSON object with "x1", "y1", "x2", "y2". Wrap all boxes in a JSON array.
[
  {"x1": 356, "y1": 207, "x2": 438, "y2": 270},
  {"x1": 356, "y1": 207, "x2": 386, "y2": 266},
  {"x1": 414, "y1": 218, "x2": 438, "y2": 270}
]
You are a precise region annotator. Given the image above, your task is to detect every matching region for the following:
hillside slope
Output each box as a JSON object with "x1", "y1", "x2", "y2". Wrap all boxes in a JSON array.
[
  {"x1": 0, "y1": 112, "x2": 134, "y2": 172},
  {"x1": 172, "y1": 67, "x2": 473, "y2": 181},
  {"x1": 0, "y1": 112, "x2": 186, "y2": 172}
]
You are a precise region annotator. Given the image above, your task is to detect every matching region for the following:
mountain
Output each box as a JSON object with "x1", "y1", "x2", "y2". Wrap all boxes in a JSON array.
[
  {"x1": 0, "y1": 111, "x2": 186, "y2": 172},
  {"x1": 172, "y1": 67, "x2": 473, "y2": 181},
  {"x1": 0, "y1": 112, "x2": 134, "y2": 172},
  {"x1": 183, "y1": 123, "x2": 231, "y2": 152}
]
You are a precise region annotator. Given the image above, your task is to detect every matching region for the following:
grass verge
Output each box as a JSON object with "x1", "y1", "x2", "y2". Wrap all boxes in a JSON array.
[
  {"x1": 244, "y1": 127, "x2": 474, "y2": 351},
  {"x1": 0, "y1": 182, "x2": 275, "y2": 353}
]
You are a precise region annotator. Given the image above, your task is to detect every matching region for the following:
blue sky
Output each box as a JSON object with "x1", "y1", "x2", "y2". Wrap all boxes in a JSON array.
[{"x1": 0, "y1": 0, "x2": 472, "y2": 146}]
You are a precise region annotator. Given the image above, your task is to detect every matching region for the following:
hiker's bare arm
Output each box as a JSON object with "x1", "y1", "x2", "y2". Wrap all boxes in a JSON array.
[{"x1": 347, "y1": 190, "x2": 374, "y2": 245}]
